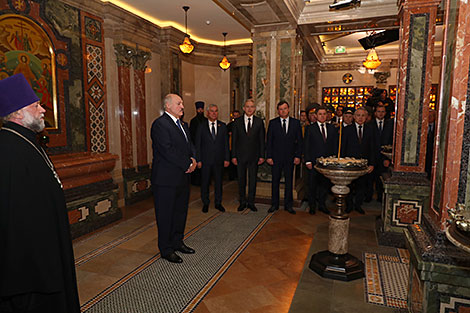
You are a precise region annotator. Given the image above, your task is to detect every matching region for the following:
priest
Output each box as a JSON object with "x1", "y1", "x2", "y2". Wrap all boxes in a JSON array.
[{"x1": 0, "y1": 73, "x2": 80, "y2": 313}]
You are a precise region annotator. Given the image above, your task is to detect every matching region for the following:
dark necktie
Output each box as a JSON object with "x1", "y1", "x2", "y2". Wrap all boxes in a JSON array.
[
  {"x1": 247, "y1": 117, "x2": 252, "y2": 135},
  {"x1": 321, "y1": 123, "x2": 326, "y2": 143},
  {"x1": 176, "y1": 119, "x2": 188, "y2": 142},
  {"x1": 282, "y1": 119, "x2": 287, "y2": 134},
  {"x1": 358, "y1": 125, "x2": 363, "y2": 143},
  {"x1": 211, "y1": 122, "x2": 216, "y2": 140},
  {"x1": 379, "y1": 120, "x2": 383, "y2": 133}
]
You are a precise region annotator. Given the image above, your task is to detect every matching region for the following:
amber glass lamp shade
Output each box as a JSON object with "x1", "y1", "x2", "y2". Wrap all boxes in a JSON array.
[
  {"x1": 363, "y1": 48, "x2": 381, "y2": 70},
  {"x1": 179, "y1": 36, "x2": 194, "y2": 54},
  {"x1": 219, "y1": 56, "x2": 231, "y2": 71}
]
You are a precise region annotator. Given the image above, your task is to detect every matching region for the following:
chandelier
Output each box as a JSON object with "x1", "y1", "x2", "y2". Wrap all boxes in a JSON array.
[
  {"x1": 362, "y1": 48, "x2": 381, "y2": 70},
  {"x1": 219, "y1": 32, "x2": 231, "y2": 71},
  {"x1": 179, "y1": 6, "x2": 194, "y2": 54}
]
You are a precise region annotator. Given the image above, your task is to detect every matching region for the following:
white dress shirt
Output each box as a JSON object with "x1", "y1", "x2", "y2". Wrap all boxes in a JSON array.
[
  {"x1": 317, "y1": 121, "x2": 328, "y2": 140},
  {"x1": 244, "y1": 114, "x2": 254, "y2": 132},
  {"x1": 280, "y1": 116, "x2": 290, "y2": 134},
  {"x1": 208, "y1": 120, "x2": 218, "y2": 136}
]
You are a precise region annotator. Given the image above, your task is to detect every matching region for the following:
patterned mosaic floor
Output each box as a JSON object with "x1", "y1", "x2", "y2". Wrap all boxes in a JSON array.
[
  {"x1": 81, "y1": 209, "x2": 272, "y2": 313},
  {"x1": 364, "y1": 248, "x2": 410, "y2": 309}
]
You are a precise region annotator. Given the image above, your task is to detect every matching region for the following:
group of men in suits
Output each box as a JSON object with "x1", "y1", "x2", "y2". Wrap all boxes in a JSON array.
[{"x1": 150, "y1": 94, "x2": 394, "y2": 263}]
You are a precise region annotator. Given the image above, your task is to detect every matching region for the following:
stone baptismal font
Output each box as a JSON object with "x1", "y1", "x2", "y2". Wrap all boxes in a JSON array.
[{"x1": 309, "y1": 119, "x2": 370, "y2": 281}]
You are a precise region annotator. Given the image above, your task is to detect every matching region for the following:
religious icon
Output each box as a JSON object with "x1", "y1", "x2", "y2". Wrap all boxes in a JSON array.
[{"x1": 0, "y1": 14, "x2": 58, "y2": 129}]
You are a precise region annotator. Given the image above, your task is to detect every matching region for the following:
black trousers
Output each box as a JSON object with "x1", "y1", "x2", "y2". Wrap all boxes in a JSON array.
[
  {"x1": 308, "y1": 168, "x2": 330, "y2": 208},
  {"x1": 201, "y1": 162, "x2": 223, "y2": 206},
  {"x1": 347, "y1": 175, "x2": 368, "y2": 208},
  {"x1": 271, "y1": 160, "x2": 294, "y2": 208},
  {"x1": 237, "y1": 160, "x2": 258, "y2": 205},
  {"x1": 0, "y1": 292, "x2": 67, "y2": 313},
  {"x1": 153, "y1": 182, "x2": 189, "y2": 256}
]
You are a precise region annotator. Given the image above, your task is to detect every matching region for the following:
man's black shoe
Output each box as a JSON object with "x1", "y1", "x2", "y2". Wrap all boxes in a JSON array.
[
  {"x1": 309, "y1": 207, "x2": 316, "y2": 215},
  {"x1": 355, "y1": 206, "x2": 365, "y2": 214},
  {"x1": 237, "y1": 204, "x2": 246, "y2": 211},
  {"x1": 202, "y1": 204, "x2": 209, "y2": 213},
  {"x1": 268, "y1": 206, "x2": 278, "y2": 213},
  {"x1": 215, "y1": 204, "x2": 226, "y2": 212},
  {"x1": 247, "y1": 204, "x2": 258, "y2": 212},
  {"x1": 176, "y1": 243, "x2": 195, "y2": 254},
  {"x1": 364, "y1": 197, "x2": 372, "y2": 203},
  {"x1": 285, "y1": 207, "x2": 296, "y2": 214},
  {"x1": 345, "y1": 206, "x2": 353, "y2": 214},
  {"x1": 162, "y1": 252, "x2": 183, "y2": 263}
]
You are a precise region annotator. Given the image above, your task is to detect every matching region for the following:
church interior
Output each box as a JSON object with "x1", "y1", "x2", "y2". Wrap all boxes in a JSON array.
[{"x1": 1, "y1": 0, "x2": 470, "y2": 312}]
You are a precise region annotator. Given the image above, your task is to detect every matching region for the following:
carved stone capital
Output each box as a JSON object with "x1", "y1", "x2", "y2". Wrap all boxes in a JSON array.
[
  {"x1": 114, "y1": 43, "x2": 134, "y2": 68},
  {"x1": 132, "y1": 50, "x2": 152, "y2": 71},
  {"x1": 374, "y1": 71, "x2": 391, "y2": 84}
]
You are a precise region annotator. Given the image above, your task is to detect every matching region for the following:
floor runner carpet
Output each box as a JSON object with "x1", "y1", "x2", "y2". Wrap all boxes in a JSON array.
[
  {"x1": 364, "y1": 248, "x2": 410, "y2": 309},
  {"x1": 81, "y1": 209, "x2": 272, "y2": 313}
]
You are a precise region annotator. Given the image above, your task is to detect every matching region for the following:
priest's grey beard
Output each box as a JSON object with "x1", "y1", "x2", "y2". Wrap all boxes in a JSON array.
[{"x1": 22, "y1": 109, "x2": 45, "y2": 132}]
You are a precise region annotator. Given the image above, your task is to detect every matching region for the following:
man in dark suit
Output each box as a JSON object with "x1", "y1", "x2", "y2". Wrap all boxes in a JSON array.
[
  {"x1": 189, "y1": 101, "x2": 206, "y2": 186},
  {"x1": 266, "y1": 101, "x2": 303, "y2": 214},
  {"x1": 304, "y1": 106, "x2": 339, "y2": 215},
  {"x1": 231, "y1": 99, "x2": 265, "y2": 212},
  {"x1": 227, "y1": 110, "x2": 240, "y2": 180},
  {"x1": 151, "y1": 94, "x2": 197, "y2": 263},
  {"x1": 196, "y1": 104, "x2": 230, "y2": 213},
  {"x1": 367, "y1": 105, "x2": 394, "y2": 202},
  {"x1": 341, "y1": 107, "x2": 376, "y2": 214}
]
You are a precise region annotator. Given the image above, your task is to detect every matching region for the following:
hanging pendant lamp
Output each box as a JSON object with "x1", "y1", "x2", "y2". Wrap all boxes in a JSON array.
[
  {"x1": 363, "y1": 48, "x2": 381, "y2": 70},
  {"x1": 179, "y1": 6, "x2": 194, "y2": 54},
  {"x1": 219, "y1": 32, "x2": 231, "y2": 71}
]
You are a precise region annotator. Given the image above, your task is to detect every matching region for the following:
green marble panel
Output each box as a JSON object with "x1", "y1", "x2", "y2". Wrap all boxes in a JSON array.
[
  {"x1": 44, "y1": 0, "x2": 86, "y2": 152},
  {"x1": 255, "y1": 43, "x2": 267, "y2": 119},
  {"x1": 279, "y1": 40, "x2": 291, "y2": 102},
  {"x1": 403, "y1": 14, "x2": 428, "y2": 165},
  {"x1": 307, "y1": 69, "x2": 316, "y2": 104},
  {"x1": 433, "y1": 2, "x2": 457, "y2": 210}
]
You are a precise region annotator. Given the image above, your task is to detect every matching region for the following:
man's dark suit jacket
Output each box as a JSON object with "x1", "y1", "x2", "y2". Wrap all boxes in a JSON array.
[
  {"x1": 266, "y1": 117, "x2": 302, "y2": 163},
  {"x1": 367, "y1": 118, "x2": 393, "y2": 149},
  {"x1": 304, "y1": 122, "x2": 339, "y2": 164},
  {"x1": 195, "y1": 120, "x2": 230, "y2": 165},
  {"x1": 231, "y1": 115, "x2": 265, "y2": 163},
  {"x1": 341, "y1": 123, "x2": 376, "y2": 166},
  {"x1": 151, "y1": 112, "x2": 196, "y2": 186}
]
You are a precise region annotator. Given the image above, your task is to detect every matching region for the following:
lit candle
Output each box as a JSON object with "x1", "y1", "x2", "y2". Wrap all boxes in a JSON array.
[{"x1": 338, "y1": 116, "x2": 343, "y2": 160}]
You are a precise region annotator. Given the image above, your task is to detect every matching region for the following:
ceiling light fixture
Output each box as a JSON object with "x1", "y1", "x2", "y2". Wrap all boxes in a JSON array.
[
  {"x1": 179, "y1": 6, "x2": 194, "y2": 54},
  {"x1": 219, "y1": 32, "x2": 231, "y2": 71},
  {"x1": 363, "y1": 48, "x2": 381, "y2": 70}
]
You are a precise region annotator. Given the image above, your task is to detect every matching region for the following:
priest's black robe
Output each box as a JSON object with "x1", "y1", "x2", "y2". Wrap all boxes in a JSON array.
[{"x1": 0, "y1": 122, "x2": 80, "y2": 313}]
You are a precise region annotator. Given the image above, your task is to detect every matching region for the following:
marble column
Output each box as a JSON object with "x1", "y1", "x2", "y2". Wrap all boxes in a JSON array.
[
  {"x1": 132, "y1": 50, "x2": 152, "y2": 168},
  {"x1": 252, "y1": 29, "x2": 302, "y2": 202},
  {"x1": 238, "y1": 66, "x2": 251, "y2": 110},
  {"x1": 403, "y1": 1, "x2": 470, "y2": 311},
  {"x1": 114, "y1": 43, "x2": 134, "y2": 170},
  {"x1": 380, "y1": 0, "x2": 440, "y2": 245}
]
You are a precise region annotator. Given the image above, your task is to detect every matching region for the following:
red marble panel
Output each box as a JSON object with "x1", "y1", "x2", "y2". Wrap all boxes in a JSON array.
[
  {"x1": 393, "y1": 0, "x2": 440, "y2": 173},
  {"x1": 134, "y1": 70, "x2": 148, "y2": 166},
  {"x1": 118, "y1": 66, "x2": 133, "y2": 169},
  {"x1": 429, "y1": 0, "x2": 470, "y2": 229},
  {"x1": 51, "y1": 152, "x2": 118, "y2": 190},
  {"x1": 68, "y1": 209, "x2": 82, "y2": 224},
  {"x1": 80, "y1": 11, "x2": 108, "y2": 153}
]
